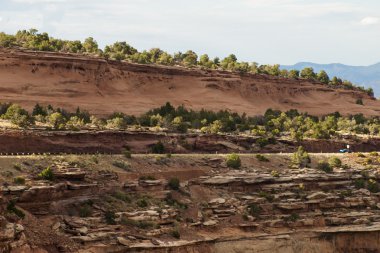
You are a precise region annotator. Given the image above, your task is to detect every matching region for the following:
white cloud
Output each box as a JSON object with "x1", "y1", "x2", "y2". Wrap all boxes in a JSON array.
[
  {"x1": 0, "y1": 11, "x2": 44, "y2": 32},
  {"x1": 360, "y1": 16, "x2": 380, "y2": 25},
  {"x1": 0, "y1": 17, "x2": 3, "y2": 22},
  {"x1": 2, "y1": 0, "x2": 380, "y2": 66},
  {"x1": 11, "y1": 0, "x2": 66, "y2": 3},
  {"x1": 244, "y1": 0, "x2": 359, "y2": 20}
]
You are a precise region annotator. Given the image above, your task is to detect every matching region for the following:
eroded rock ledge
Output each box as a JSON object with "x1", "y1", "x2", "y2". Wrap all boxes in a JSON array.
[{"x1": 2, "y1": 153, "x2": 380, "y2": 252}]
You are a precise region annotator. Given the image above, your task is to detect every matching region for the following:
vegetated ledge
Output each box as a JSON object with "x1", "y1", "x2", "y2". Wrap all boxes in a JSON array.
[
  {"x1": 0, "y1": 129, "x2": 378, "y2": 154},
  {"x1": 0, "y1": 47, "x2": 203, "y2": 77}
]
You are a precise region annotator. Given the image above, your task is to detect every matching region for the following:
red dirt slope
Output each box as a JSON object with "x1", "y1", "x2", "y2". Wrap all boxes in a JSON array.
[{"x1": 0, "y1": 48, "x2": 379, "y2": 116}]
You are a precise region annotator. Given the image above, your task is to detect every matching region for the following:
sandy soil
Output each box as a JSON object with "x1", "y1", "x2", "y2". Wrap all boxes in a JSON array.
[{"x1": 0, "y1": 48, "x2": 379, "y2": 117}]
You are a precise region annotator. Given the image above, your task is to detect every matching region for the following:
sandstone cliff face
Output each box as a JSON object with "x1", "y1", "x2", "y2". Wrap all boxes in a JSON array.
[
  {"x1": 2, "y1": 153, "x2": 380, "y2": 253},
  {"x1": 112, "y1": 231, "x2": 380, "y2": 253},
  {"x1": 213, "y1": 231, "x2": 380, "y2": 253},
  {"x1": 0, "y1": 48, "x2": 379, "y2": 116},
  {"x1": 0, "y1": 130, "x2": 378, "y2": 154}
]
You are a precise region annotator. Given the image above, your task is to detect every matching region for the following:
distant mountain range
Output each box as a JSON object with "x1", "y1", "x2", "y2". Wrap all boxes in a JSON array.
[{"x1": 281, "y1": 62, "x2": 380, "y2": 97}]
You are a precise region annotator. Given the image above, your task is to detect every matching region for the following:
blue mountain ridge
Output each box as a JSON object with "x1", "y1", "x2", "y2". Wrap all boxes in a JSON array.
[{"x1": 281, "y1": 62, "x2": 380, "y2": 97}]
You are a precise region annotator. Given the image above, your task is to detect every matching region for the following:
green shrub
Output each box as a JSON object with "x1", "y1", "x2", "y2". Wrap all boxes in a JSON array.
[
  {"x1": 291, "y1": 146, "x2": 311, "y2": 168},
  {"x1": 317, "y1": 161, "x2": 333, "y2": 173},
  {"x1": 151, "y1": 141, "x2": 165, "y2": 154},
  {"x1": 328, "y1": 157, "x2": 342, "y2": 168},
  {"x1": 13, "y1": 176, "x2": 25, "y2": 185},
  {"x1": 357, "y1": 153, "x2": 366, "y2": 158},
  {"x1": 356, "y1": 99, "x2": 363, "y2": 105},
  {"x1": 354, "y1": 178, "x2": 379, "y2": 193},
  {"x1": 259, "y1": 191, "x2": 274, "y2": 202},
  {"x1": 339, "y1": 190, "x2": 353, "y2": 198},
  {"x1": 139, "y1": 175, "x2": 156, "y2": 181},
  {"x1": 38, "y1": 166, "x2": 54, "y2": 180},
  {"x1": 226, "y1": 153, "x2": 241, "y2": 169},
  {"x1": 120, "y1": 218, "x2": 157, "y2": 229},
  {"x1": 13, "y1": 163, "x2": 22, "y2": 171},
  {"x1": 120, "y1": 217, "x2": 136, "y2": 226},
  {"x1": 165, "y1": 194, "x2": 188, "y2": 209},
  {"x1": 256, "y1": 138, "x2": 269, "y2": 147},
  {"x1": 170, "y1": 228, "x2": 181, "y2": 239},
  {"x1": 176, "y1": 123, "x2": 188, "y2": 133},
  {"x1": 247, "y1": 203, "x2": 262, "y2": 218},
  {"x1": 370, "y1": 152, "x2": 379, "y2": 157},
  {"x1": 256, "y1": 154, "x2": 269, "y2": 162},
  {"x1": 256, "y1": 137, "x2": 276, "y2": 148},
  {"x1": 172, "y1": 116, "x2": 188, "y2": 133},
  {"x1": 363, "y1": 158, "x2": 373, "y2": 165},
  {"x1": 368, "y1": 179, "x2": 379, "y2": 193},
  {"x1": 354, "y1": 178, "x2": 366, "y2": 189},
  {"x1": 106, "y1": 117, "x2": 126, "y2": 129},
  {"x1": 112, "y1": 191, "x2": 131, "y2": 203},
  {"x1": 91, "y1": 155, "x2": 99, "y2": 164},
  {"x1": 3, "y1": 104, "x2": 31, "y2": 127},
  {"x1": 168, "y1": 178, "x2": 180, "y2": 190},
  {"x1": 7, "y1": 201, "x2": 25, "y2": 219},
  {"x1": 48, "y1": 112, "x2": 66, "y2": 129},
  {"x1": 112, "y1": 161, "x2": 130, "y2": 171},
  {"x1": 137, "y1": 220, "x2": 157, "y2": 229},
  {"x1": 124, "y1": 150, "x2": 132, "y2": 158},
  {"x1": 104, "y1": 211, "x2": 116, "y2": 225},
  {"x1": 79, "y1": 204, "x2": 92, "y2": 217},
  {"x1": 270, "y1": 170, "x2": 279, "y2": 177},
  {"x1": 360, "y1": 170, "x2": 370, "y2": 179},
  {"x1": 285, "y1": 213, "x2": 300, "y2": 222},
  {"x1": 136, "y1": 198, "x2": 149, "y2": 208}
]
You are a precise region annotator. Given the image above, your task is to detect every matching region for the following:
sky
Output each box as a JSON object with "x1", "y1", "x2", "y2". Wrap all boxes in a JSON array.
[{"x1": 0, "y1": 0, "x2": 380, "y2": 65}]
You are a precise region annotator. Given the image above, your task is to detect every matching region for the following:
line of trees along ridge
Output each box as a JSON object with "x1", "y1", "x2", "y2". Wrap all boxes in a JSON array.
[{"x1": 0, "y1": 102, "x2": 379, "y2": 142}]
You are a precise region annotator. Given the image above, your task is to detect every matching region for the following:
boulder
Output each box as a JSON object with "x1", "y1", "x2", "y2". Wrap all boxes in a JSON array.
[
  {"x1": 139, "y1": 180, "x2": 162, "y2": 187},
  {"x1": 203, "y1": 176, "x2": 239, "y2": 185},
  {"x1": 54, "y1": 169, "x2": 86, "y2": 181},
  {"x1": 67, "y1": 183, "x2": 97, "y2": 190},
  {"x1": 1, "y1": 185, "x2": 28, "y2": 194},
  {"x1": 203, "y1": 220, "x2": 218, "y2": 226},
  {"x1": 77, "y1": 226, "x2": 88, "y2": 235},
  {"x1": 51, "y1": 222, "x2": 61, "y2": 231},
  {"x1": 0, "y1": 223, "x2": 16, "y2": 240},
  {"x1": 209, "y1": 198, "x2": 226, "y2": 205},
  {"x1": 277, "y1": 203, "x2": 306, "y2": 210},
  {"x1": 353, "y1": 218, "x2": 371, "y2": 225},
  {"x1": 306, "y1": 192, "x2": 329, "y2": 200},
  {"x1": 124, "y1": 181, "x2": 138, "y2": 191},
  {"x1": 117, "y1": 237, "x2": 130, "y2": 247},
  {"x1": 356, "y1": 188, "x2": 371, "y2": 196},
  {"x1": 326, "y1": 217, "x2": 348, "y2": 226},
  {"x1": 72, "y1": 232, "x2": 117, "y2": 242}
]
